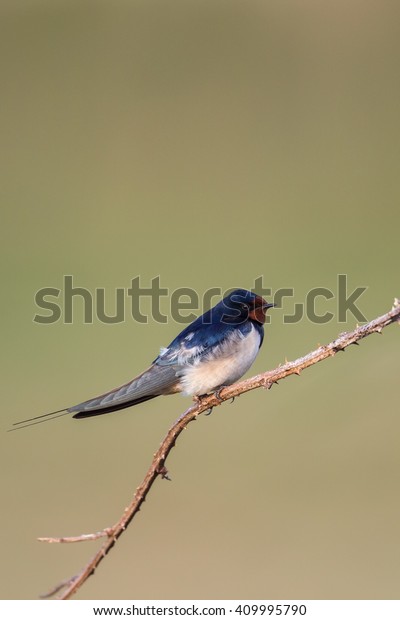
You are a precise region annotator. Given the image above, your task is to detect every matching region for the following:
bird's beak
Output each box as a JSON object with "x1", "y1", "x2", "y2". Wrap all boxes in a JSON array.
[{"x1": 262, "y1": 302, "x2": 275, "y2": 309}]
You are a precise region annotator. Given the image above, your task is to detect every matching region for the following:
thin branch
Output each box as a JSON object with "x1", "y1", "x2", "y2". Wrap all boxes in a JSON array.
[
  {"x1": 38, "y1": 529, "x2": 113, "y2": 544},
  {"x1": 40, "y1": 299, "x2": 400, "y2": 600}
]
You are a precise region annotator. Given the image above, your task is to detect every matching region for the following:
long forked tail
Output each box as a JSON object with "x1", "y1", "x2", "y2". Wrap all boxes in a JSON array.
[
  {"x1": 9, "y1": 363, "x2": 180, "y2": 430},
  {"x1": 9, "y1": 408, "x2": 71, "y2": 431},
  {"x1": 8, "y1": 396, "x2": 157, "y2": 431}
]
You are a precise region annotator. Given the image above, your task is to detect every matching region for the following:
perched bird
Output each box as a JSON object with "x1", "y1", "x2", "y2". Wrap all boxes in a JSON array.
[{"x1": 12, "y1": 289, "x2": 274, "y2": 429}]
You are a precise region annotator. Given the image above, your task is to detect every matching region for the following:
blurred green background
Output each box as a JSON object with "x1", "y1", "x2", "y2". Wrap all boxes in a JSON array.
[{"x1": 1, "y1": 0, "x2": 399, "y2": 601}]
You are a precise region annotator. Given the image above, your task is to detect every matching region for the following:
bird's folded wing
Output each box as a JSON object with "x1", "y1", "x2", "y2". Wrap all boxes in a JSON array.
[{"x1": 68, "y1": 363, "x2": 181, "y2": 417}]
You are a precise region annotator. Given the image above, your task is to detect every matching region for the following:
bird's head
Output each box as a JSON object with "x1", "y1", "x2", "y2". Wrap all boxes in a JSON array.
[{"x1": 220, "y1": 289, "x2": 275, "y2": 325}]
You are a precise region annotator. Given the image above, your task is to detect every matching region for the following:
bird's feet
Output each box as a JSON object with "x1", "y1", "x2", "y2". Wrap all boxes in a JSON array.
[
  {"x1": 212, "y1": 387, "x2": 236, "y2": 407},
  {"x1": 213, "y1": 386, "x2": 226, "y2": 403},
  {"x1": 191, "y1": 393, "x2": 211, "y2": 415},
  {"x1": 192, "y1": 387, "x2": 235, "y2": 416}
]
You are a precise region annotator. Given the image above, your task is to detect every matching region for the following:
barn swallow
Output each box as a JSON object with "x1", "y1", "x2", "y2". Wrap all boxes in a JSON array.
[{"x1": 12, "y1": 289, "x2": 274, "y2": 429}]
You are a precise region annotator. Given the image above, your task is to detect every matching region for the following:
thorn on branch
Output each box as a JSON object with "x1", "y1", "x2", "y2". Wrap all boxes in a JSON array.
[
  {"x1": 263, "y1": 378, "x2": 279, "y2": 390},
  {"x1": 332, "y1": 343, "x2": 346, "y2": 353},
  {"x1": 157, "y1": 465, "x2": 171, "y2": 481},
  {"x1": 40, "y1": 577, "x2": 77, "y2": 599}
]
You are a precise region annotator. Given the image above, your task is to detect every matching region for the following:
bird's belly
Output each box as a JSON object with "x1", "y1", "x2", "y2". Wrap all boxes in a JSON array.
[{"x1": 180, "y1": 327, "x2": 261, "y2": 396}]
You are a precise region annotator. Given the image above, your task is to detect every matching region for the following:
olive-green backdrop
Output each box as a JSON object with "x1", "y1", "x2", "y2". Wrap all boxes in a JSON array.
[{"x1": 1, "y1": 0, "x2": 399, "y2": 600}]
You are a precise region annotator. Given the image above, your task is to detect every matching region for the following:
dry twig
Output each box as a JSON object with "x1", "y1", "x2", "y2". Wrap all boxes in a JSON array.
[{"x1": 40, "y1": 300, "x2": 400, "y2": 599}]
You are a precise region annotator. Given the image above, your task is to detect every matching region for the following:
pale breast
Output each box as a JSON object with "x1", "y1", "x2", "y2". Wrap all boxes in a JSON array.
[{"x1": 180, "y1": 325, "x2": 261, "y2": 396}]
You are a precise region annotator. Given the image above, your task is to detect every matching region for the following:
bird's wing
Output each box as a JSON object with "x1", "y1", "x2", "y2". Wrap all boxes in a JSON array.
[
  {"x1": 156, "y1": 321, "x2": 254, "y2": 367},
  {"x1": 69, "y1": 363, "x2": 181, "y2": 418}
]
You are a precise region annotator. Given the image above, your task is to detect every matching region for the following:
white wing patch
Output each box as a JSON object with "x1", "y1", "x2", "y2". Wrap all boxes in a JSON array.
[{"x1": 158, "y1": 340, "x2": 204, "y2": 365}]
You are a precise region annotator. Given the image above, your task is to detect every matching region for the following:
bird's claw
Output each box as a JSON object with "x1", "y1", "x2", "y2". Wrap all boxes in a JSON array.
[
  {"x1": 193, "y1": 386, "x2": 232, "y2": 417},
  {"x1": 192, "y1": 394, "x2": 212, "y2": 414},
  {"x1": 214, "y1": 386, "x2": 227, "y2": 403}
]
